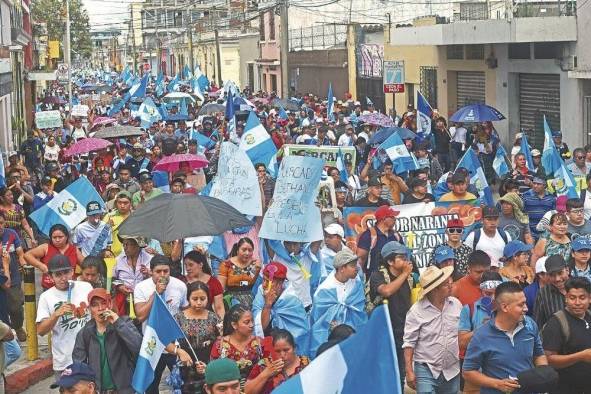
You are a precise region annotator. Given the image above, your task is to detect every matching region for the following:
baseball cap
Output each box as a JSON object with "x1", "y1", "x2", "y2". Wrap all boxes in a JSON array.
[
  {"x1": 503, "y1": 240, "x2": 533, "y2": 259},
  {"x1": 205, "y1": 358, "x2": 240, "y2": 386},
  {"x1": 375, "y1": 205, "x2": 400, "y2": 221},
  {"x1": 531, "y1": 149, "x2": 541, "y2": 157},
  {"x1": 87, "y1": 288, "x2": 111, "y2": 304},
  {"x1": 48, "y1": 254, "x2": 73, "y2": 273},
  {"x1": 552, "y1": 130, "x2": 563, "y2": 137},
  {"x1": 545, "y1": 254, "x2": 567, "y2": 274},
  {"x1": 434, "y1": 245, "x2": 456, "y2": 265},
  {"x1": 367, "y1": 177, "x2": 383, "y2": 187},
  {"x1": 86, "y1": 201, "x2": 104, "y2": 216},
  {"x1": 324, "y1": 223, "x2": 344, "y2": 238},
  {"x1": 451, "y1": 172, "x2": 466, "y2": 184},
  {"x1": 446, "y1": 218, "x2": 464, "y2": 229},
  {"x1": 132, "y1": 142, "x2": 143, "y2": 149},
  {"x1": 262, "y1": 261, "x2": 287, "y2": 280},
  {"x1": 535, "y1": 256, "x2": 548, "y2": 274},
  {"x1": 408, "y1": 177, "x2": 428, "y2": 190},
  {"x1": 138, "y1": 172, "x2": 153, "y2": 183},
  {"x1": 50, "y1": 362, "x2": 96, "y2": 389},
  {"x1": 532, "y1": 176, "x2": 546, "y2": 184},
  {"x1": 381, "y1": 241, "x2": 408, "y2": 259},
  {"x1": 571, "y1": 236, "x2": 591, "y2": 252},
  {"x1": 333, "y1": 249, "x2": 358, "y2": 269},
  {"x1": 40, "y1": 176, "x2": 53, "y2": 185},
  {"x1": 482, "y1": 206, "x2": 499, "y2": 218}
]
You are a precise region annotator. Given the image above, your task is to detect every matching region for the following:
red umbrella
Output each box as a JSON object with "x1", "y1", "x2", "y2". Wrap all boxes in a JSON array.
[
  {"x1": 64, "y1": 137, "x2": 112, "y2": 157},
  {"x1": 153, "y1": 153, "x2": 209, "y2": 172}
]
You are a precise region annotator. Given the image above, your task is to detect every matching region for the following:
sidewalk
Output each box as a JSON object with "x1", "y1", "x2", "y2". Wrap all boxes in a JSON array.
[{"x1": 4, "y1": 335, "x2": 53, "y2": 393}]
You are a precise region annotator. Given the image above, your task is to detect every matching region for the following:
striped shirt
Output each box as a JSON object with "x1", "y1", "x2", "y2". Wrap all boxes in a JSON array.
[
  {"x1": 533, "y1": 283, "x2": 564, "y2": 328},
  {"x1": 522, "y1": 189, "x2": 556, "y2": 236}
]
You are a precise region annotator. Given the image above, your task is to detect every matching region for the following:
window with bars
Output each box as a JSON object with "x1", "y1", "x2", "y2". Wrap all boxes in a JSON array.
[
  {"x1": 466, "y1": 45, "x2": 485, "y2": 60},
  {"x1": 269, "y1": 12, "x2": 275, "y2": 40},
  {"x1": 447, "y1": 45, "x2": 464, "y2": 60}
]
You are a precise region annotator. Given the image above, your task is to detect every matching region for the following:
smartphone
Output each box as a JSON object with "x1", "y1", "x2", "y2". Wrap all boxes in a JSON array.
[{"x1": 159, "y1": 276, "x2": 170, "y2": 286}]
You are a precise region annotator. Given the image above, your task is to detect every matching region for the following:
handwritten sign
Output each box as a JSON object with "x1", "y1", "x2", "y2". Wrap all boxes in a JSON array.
[
  {"x1": 35, "y1": 110, "x2": 62, "y2": 129},
  {"x1": 210, "y1": 142, "x2": 262, "y2": 216},
  {"x1": 283, "y1": 144, "x2": 357, "y2": 168},
  {"x1": 259, "y1": 156, "x2": 324, "y2": 242},
  {"x1": 71, "y1": 104, "x2": 89, "y2": 117}
]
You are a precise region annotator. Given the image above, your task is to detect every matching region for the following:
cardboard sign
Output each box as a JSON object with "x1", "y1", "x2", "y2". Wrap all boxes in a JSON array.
[
  {"x1": 283, "y1": 144, "x2": 356, "y2": 168},
  {"x1": 71, "y1": 104, "x2": 89, "y2": 118},
  {"x1": 35, "y1": 110, "x2": 63, "y2": 129}
]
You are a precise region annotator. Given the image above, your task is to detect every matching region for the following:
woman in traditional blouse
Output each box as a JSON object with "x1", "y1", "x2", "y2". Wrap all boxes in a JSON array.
[{"x1": 218, "y1": 238, "x2": 261, "y2": 309}]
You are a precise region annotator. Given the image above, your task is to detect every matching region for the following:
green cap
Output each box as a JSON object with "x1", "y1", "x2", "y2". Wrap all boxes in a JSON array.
[{"x1": 205, "y1": 358, "x2": 240, "y2": 386}]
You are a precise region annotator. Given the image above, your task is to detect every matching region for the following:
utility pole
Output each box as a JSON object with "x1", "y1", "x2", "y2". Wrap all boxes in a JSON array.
[
  {"x1": 214, "y1": 28, "x2": 222, "y2": 87},
  {"x1": 65, "y1": 0, "x2": 72, "y2": 111},
  {"x1": 130, "y1": 7, "x2": 137, "y2": 73},
  {"x1": 280, "y1": 0, "x2": 289, "y2": 98},
  {"x1": 188, "y1": 27, "x2": 194, "y2": 71}
]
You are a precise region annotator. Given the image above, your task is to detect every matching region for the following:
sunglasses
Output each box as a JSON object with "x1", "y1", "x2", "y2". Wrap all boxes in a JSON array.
[{"x1": 447, "y1": 228, "x2": 463, "y2": 234}]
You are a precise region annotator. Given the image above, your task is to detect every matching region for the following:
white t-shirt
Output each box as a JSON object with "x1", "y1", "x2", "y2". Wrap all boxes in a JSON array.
[
  {"x1": 338, "y1": 134, "x2": 353, "y2": 146},
  {"x1": 464, "y1": 230, "x2": 512, "y2": 268},
  {"x1": 71, "y1": 127, "x2": 87, "y2": 141},
  {"x1": 134, "y1": 277, "x2": 188, "y2": 331},
  {"x1": 585, "y1": 192, "x2": 591, "y2": 220},
  {"x1": 36, "y1": 282, "x2": 93, "y2": 371},
  {"x1": 44, "y1": 144, "x2": 61, "y2": 161},
  {"x1": 451, "y1": 126, "x2": 467, "y2": 144}
]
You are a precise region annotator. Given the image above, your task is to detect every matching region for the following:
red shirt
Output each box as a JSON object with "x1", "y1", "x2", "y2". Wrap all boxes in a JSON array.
[{"x1": 452, "y1": 275, "x2": 481, "y2": 307}]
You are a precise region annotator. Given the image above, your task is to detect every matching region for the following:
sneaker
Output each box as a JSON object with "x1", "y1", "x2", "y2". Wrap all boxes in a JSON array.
[{"x1": 15, "y1": 328, "x2": 26, "y2": 342}]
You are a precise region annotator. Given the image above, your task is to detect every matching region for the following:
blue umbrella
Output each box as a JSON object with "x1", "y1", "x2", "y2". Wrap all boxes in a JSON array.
[
  {"x1": 395, "y1": 127, "x2": 417, "y2": 140},
  {"x1": 368, "y1": 128, "x2": 394, "y2": 145},
  {"x1": 449, "y1": 103, "x2": 505, "y2": 123}
]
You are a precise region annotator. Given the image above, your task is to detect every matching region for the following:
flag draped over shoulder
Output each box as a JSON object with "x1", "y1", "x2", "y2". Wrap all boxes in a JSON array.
[
  {"x1": 132, "y1": 294, "x2": 184, "y2": 393},
  {"x1": 272, "y1": 304, "x2": 400, "y2": 394}
]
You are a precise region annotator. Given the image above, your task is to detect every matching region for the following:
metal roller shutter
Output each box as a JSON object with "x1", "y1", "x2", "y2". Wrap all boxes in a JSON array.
[
  {"x1": 456, "y1": 71, "x2": 486, "y2": 109},
  {"x1": 519, "y1": 73, "x2": 560, "y2": 149}
]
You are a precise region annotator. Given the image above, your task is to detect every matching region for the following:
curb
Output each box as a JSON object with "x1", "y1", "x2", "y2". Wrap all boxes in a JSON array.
[{"x1": 5, "y1": 358, "x2": 53, "y2": 394}]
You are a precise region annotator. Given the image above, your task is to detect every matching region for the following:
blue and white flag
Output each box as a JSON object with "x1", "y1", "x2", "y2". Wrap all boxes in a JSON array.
[
  {"x1": 519, "y1": 133, "x2": 535, "y2": 171},
  {"x1": 179, "y1": 99, "x2": 188, "y2": 117},
  {"x1": 192, "y1": 78, "x2": 205, "y2": 102},
  {"x1": 456, "y1": 148, "x2": 494, "y2": 206},
  {"x1": 155, "y1": 72, "x2": 165, "y2": 97},
  {"x1": 225, "y1": 89, "x2": 236, "y2": 137},
  {"x1": 416, "y1": 91, "x2": 433, "y2": 142},
  {"x1": 380, "y1": 133, "x2": 419, "y2": 175},
  {"x1": 29, "y1": 178, "x2": 105, "y2": 236},
  {"x1": 120, "y1": 66, "x2": 130, "y2": 83},
  {"x1": 182, "y1": 65, "x2": 192, "y2": 80},
  {"x1": 335, "y1": 148, "x2": 349, "y2": 183},
  {"x1": 167, "y1": 73, "x2": 180, "y2": 93},
  {"x1": 138, "y1": 97, "x2": 162, "y2": 129},
  {"x1": 542, "y1": 115, "x2": 578, "y2": 198},
  {"x1": 327, "y1": 83, "x2": 335, "y2": 122},
  {"x1": 132, "y1": 294, "x2": 184, "y2": 393},
  {"x1": 239, "y1": 111, "x2": 278, "y2": 168},
  {"x1": 0, "y1": 150, "x2": 5, "y2": 188},
  {"x1": 129, "y1": 74, "x2": 149, "y2": 99},
  {"x1": 273, "y1": 304, "x2": 400, "y2": 394},
  {"x1": 194, "y1": 66, "x2": 210, "y2": 92},
  {"x1": 366, "y1": 96, "x2": 373, "y2": 107},
  {"x1": 189, "y1": 130, "x2": 216, "y2": 150},
  {"x1": 493, "y1": 145, "x2": 510, "y2": 178},
  {"x1": 278, "y1": 105, "x2": 288, "y2": 120}
]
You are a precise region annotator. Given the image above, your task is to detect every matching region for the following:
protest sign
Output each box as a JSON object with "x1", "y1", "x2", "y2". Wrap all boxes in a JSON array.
[
  {"x1": 71, "y1": 104, "x2": 89, "y2": 117},
  {"x1": 283, "y1": 144, "x2": 356, "y2": 168},
  {"x1": 35, "y1": 110, "x2": 62, "y2": 129},
  {"x1": 343, "y1": 201, "x2": 481, "y2": 273},
  {"x1": 210, "y1": 142, "x2": 262, "y2": 216},
  {"x1": 259, "y1": 155, "x2": 324, "y2": 242}
]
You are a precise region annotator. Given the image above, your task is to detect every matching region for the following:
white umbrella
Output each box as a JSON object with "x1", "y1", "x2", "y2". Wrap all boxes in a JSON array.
[{"x1": 163, "y1": 92, "x2": 196, "y2": 103}]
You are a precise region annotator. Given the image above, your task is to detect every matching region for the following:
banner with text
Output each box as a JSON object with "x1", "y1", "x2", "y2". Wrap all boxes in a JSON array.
[
  {"x1": 35, "y1": 110, "x2": 62, "y2": 129},
  {"x1": 344, "y1": 201, "x2": 481, "y2": 272},
  {"x1": 210, "y1": 141, "x2": 262, "y2": 216},
  {"x1": 259, "y1": 155, "x2": 324, "y2": 242},
  {"x1": 283, "y1": 144, "x2": 357, "y2": 168}
]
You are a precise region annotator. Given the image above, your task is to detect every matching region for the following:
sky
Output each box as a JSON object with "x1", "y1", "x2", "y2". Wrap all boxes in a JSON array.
[{"x1": 82, "y1": 0, "x2": 134, "y2": 32}]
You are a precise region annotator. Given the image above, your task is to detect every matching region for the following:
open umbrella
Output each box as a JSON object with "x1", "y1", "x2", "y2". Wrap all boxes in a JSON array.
[
  {"x1": 368, "y1": 128, "x2": 394, "y2": 145},
  {"x1": 93, "y1": 125, "x2": 144, "y2": 139},
  {"x1": 118, "y1": 194, "x2": 253, "y2": 242},
  {"x1": 163, "y1": 92, "x2": 196, "y2": 103},
  {"x1": 64, "y1": 137, "x2": 112, "y2": 157},
  {"x1": 271, "y1": 98, "x2": 299, "y2": 111},
  {"x1": 91, "y1": 117, "x2": 117, "y2": 130},
  {"x1": 197, "y1": 103, "x2": 225, "y2": 116},
  {"x1": 44, "y1": 96, "x2": 67, "y2": 105},
  {"x1": 358, "y1": 113, "x2": 395, "y2": 127},
  {"x1": 449, "y1": 103, "x2": 506, "y2": 123},
  {"x1": 153, "y1": 153, "x2": 209, "y2": 172},
  {"x1": 395, "y1": 127, "x2": 417, "y2": 140}
]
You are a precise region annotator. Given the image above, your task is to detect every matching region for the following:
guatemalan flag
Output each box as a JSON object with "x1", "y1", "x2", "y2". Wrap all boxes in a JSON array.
[
  {"x1": 29, "y1": 177, "x2": 104, "y2": 236},
  {"x1": 379, "y1": 132, "x2": 419, "y2": 175},
  {"x1": 132, "y1": 294, "x2": 184, "y2": 393},
  {"x1": 240, "y1": 111, "x2": 278, "y2": 168},
  {"x1": 416, "y1": 91, "x2": 433, "y2": 142},
  {"x1": 542, "y1": 115, "x2": 578, "y2": 198},
  {"x1": 456, "y1": 148, "x2": 494, "y2": 206},
  {"x1": 519, "y1": 133, "x2": 535, "y2": 171},
  {"x1": 493, "y1": 145, "x2": 510, "y2": 178},
  {"x1": 335, "y1": 148, "x2": 349, "y2": 183},
  {"x1": 273, "y1": 304, "x2": 400, "y2": 394}
]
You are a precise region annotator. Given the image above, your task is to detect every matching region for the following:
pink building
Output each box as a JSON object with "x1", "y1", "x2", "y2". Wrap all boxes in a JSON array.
[{"x1": 256, "y1": 10, "x2": 282, "y2": 96}]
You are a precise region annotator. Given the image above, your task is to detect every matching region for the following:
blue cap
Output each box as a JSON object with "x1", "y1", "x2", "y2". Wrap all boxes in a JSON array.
[
  {"x1": 552, "y1": 130, "x2": 562, "y2": 137},
  {"x1": 503, "y1": 240, "x2": 533, "y2": 259},
  {"x1": 50, "y1": 362, "x2": 96, "y2": 389},
  {"x1": 381, "y1": 241, "x2": 408, "y2": 258},
  {"x1": 434, "y1": 245, "x2": 456, "y2": 265},
  {"x1": 572, "y1": 237, "x2": 591, "y2": 252}
]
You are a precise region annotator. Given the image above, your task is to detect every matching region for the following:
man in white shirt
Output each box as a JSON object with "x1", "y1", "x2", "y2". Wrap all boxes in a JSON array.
[
  {"x1": 319, "y1": 223, "x2": 351, "y2": 275},
  {"x1": 337, "y1": 125, "x2": 357, "y2": 147},
  {"x1": 36, "y1": 255, "x2": 93, "y2": 376},
  {"x1": 134, "y1": 254, "x2": 188, "y2": 394},
  {"x1": 464, "y1": 206, "x2": 512, "y2": 270}
]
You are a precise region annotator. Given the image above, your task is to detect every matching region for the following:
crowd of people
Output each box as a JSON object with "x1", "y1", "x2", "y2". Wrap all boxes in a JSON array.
[{"x1": 1, "y1": 70, "x2": 591, "y2": 394}]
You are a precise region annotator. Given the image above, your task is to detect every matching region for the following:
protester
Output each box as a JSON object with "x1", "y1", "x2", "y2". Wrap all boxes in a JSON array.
[
  {"x1": 498, "y1": 192, "x2": 533, "y2": 244},
  {"x1": 523, "y1": 176, "x2": 557, "y2": 238},
  {"x1": 78, "y1": 256, "x2": 106, "y2": 289},
  {"x1": 439, "y1": 171, "x2": 477, "y2": 202},
  {"x1": 50, "y1": 362, "x2": 98, "y2": 394},
  {"x1": 499, "y1": 240, "x2": 534, "y2": 288},
  {"x1": 72, "y1": 201, "x2": 112, "y2": 258},
  {"x1": 464, "y1": 206, "x2": 511, "y2": 269},
  {"x1": 183, "y1": 250, "x2": 225, "y2": 319},
  {"x1": 430, "y1": 219, "x2": 473, "y2": 279},
  {"x1": 219, "y1": 237, "x2": 261, "y2": 309},
  {"x1": 534, "y1": 255, "x2": 570, "y2": 328},
  {"x1": 531, "y1": 212, "x2": 572, "y2": 264},
  {"x1": 565, "y1": 198, "x2": 591, "y2": 238},
  {"x1": 203, "y1": 358, "x2": 241, "y2": 394},
  {"x1": 104, "y1": 191, "x2": 133, "y2": 258},
  {"x1": 452, "y1": 250, "x2": 492, "y2": 307},
  {"x1": 524, "y1": 256, "x2": 549, "y2": 316}
]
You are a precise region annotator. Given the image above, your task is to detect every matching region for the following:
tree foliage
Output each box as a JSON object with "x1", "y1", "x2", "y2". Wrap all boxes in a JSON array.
[{"x1": 31, "y1": 0, "x2": 93, "y2": 58}]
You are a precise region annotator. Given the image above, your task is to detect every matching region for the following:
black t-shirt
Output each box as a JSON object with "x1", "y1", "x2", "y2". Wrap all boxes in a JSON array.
[
  {"x1": 352, "y1": 196, "x2": 390, "y2": 207},
  {"x1": 542, "y1": 309, "x2": 591, "y2": 392},
  {"x1": 402, "y1": 192, "x2": 435, "y2": 204},
  {"x1": 369, "y1": 269, "x2": 410, "y2": 340}
]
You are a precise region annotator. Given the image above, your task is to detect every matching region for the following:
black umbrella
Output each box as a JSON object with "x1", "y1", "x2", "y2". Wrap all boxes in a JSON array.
[
  {"x1": 93, "y1": 125, "x2": 144, "y2": 139},
  {"x1": 197, "y1": 103, "x2": 225, "y2": 116},
  {"x1": 271, "y1": 98, "x2": 299, "y2": 111},
  {"x1": 118, "y1": 194, "x2": 253, "y2": 242}
]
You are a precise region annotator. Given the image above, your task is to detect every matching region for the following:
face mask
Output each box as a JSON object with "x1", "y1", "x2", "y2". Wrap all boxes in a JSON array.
[{"x1": 480, "y1": 296, "x2": 494, "y2": 315}]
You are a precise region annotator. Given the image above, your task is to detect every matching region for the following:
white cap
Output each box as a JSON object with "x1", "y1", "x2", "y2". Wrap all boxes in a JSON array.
[
  {"x1": 515, "y1": 132, "x2": 523, "y2": 140},
  {"x1": 358, "y1": 132, "x2": 369, "y2": 142},
  {"x1": 535, "y1": 256, "x2": 548, "y2": 274},
  {"x1": 324, "y1": 223, "x2": 344, "y2": 238}
]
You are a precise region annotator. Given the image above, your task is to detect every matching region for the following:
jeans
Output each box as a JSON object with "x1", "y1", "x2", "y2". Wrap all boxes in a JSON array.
[
  {"x1": 4, "y1": 339, "x2": 21, "y2": 366},
  {"x1": 6, "y1": 286, "x2": 24, "y2": 330},
  {"x1": 414, "y1": 362, "x2": 460, "y2": 394},
  {"x1": 146, "y1": 353, "x2": 176, "y2": 394}
]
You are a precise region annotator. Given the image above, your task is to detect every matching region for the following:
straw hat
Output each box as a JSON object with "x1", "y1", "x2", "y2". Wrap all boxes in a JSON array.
[{"x1": 419, "y1": 265, "x2": 454, "y2": 297}]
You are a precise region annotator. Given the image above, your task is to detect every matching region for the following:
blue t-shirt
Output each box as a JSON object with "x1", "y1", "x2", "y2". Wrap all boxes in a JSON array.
[
  {"x1": 463, "y1": 315, "x2": 544, "y2": 394},
  {"x1": 459, "y1": 297, "x2": 493, "y2": 332}
]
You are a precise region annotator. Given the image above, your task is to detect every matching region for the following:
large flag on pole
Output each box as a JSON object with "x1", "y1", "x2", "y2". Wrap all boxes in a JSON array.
[
  {"x1": 493, "y1": 145, "x2": 510, "y2": 178},
  {"x1": 379, "y1": 133, "x2": 419, "y2": 175},
  {"x1": 327, "y1": 83, "x2": 335, "y2": 122},
  {"x1": 239, "y1": 111, "x2": 278, "y2": 168},
  {"x1": 416, "y1": 91, "x2": 433, "y2": 142},
  {"x1": 456, "y1": 148, "x2": 494, "y2": 206},
  {"x1": 132, "y1": 294, "x2": 184, "y2": 393},
  {"x1": 519, "y1": 133, "x2": 535, "y2": 171},
  {"x1": 542, "y1": 115, "x2": 578, "y2": 198},
  {"x1": 272, "y1": 304, "x2": 401, "y2": 394}
]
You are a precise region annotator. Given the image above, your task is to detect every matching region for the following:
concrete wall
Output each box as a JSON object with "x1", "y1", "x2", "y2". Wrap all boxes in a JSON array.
[
  {"x1": 220, "y1": 42, "x2": 240, "y2": 86},
  {"x1": 239, "y1": 34, "x2": 259, "y2": 90},
  {"x1": 288, "y1": 48, "x2": 348, "y2": 98}
]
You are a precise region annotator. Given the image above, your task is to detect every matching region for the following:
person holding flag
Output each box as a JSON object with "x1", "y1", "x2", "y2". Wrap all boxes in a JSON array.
[{"x1": 506, "y1": 152, "x2": 534, "y2": 194}]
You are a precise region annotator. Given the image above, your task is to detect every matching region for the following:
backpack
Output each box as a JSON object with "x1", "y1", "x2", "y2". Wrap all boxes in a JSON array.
[
  {"x1": 472, "y1": 228, "x2": 509, "y2": 250},
  {"x1": 542, "y1": 310, "x2": 571, "y2": 347}
]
